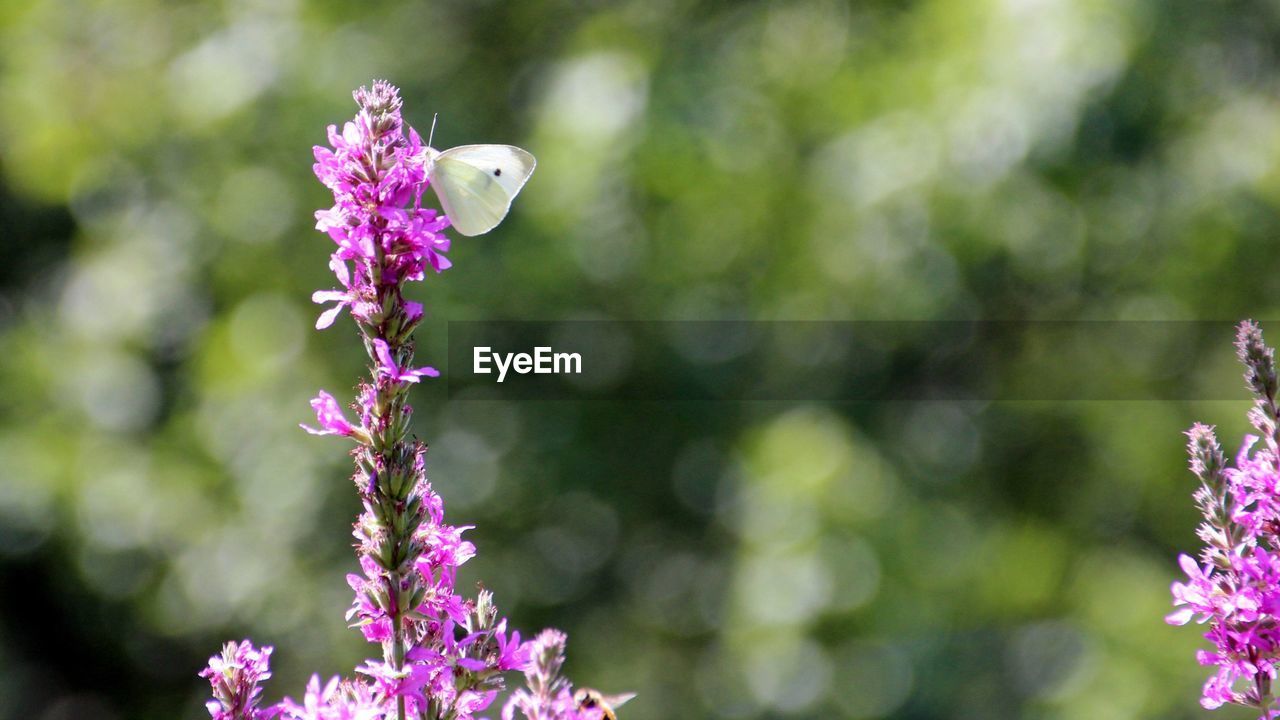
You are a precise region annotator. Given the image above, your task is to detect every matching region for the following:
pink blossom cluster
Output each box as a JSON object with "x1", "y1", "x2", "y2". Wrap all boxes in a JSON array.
[
  {"x1": 1170, "y1": 321, "x2": 1280, "y2": 717},
  {"x1": 309, "y1": 80, "x2": 450, "y2": 333},
  {"x1": 200, "y1": 81, "x2": 628, "y2": 720},
  {"x1": 276, "y1": 676, "x2": 382, "y2": 720},
  {"x1": 200, "y1": 641, "x2": 277, "y2": 720}
]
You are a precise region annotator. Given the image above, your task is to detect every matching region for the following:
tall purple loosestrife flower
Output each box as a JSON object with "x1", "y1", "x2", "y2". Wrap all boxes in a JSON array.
[
  {"x1": 305, "y1": 79, "x2": 525, "y2": 720},
  {"x1": 201, "y1": 80, "x2": 628, "y2": 720},
  {"x1": 1170, "y1": 321, "x2": 1280, "y2": 718}
]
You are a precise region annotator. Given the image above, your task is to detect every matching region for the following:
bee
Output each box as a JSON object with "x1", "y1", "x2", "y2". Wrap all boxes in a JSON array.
[{"x1": 573, "y1": 688, "x2": 636, "y2": 720}]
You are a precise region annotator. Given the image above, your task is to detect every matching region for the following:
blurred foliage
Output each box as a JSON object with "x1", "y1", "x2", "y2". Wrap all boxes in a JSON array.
[{"x1": 1, "y1": 0, "x2": 1279, "y2": 718}]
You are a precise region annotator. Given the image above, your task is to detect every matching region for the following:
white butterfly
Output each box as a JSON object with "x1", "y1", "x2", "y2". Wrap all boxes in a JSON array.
[{"x1": 424, "y1": 142, "x2": 536, "y2": 237}]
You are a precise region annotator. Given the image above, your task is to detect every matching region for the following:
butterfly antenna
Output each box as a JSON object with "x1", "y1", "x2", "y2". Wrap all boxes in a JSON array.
[{"x1": 428, "y1": 113, "x2": 438, "y2": 148}]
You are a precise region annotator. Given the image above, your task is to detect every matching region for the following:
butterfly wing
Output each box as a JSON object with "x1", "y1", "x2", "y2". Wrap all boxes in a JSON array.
[
  {"x1": 429, "y1": 157, "x2": 509, "y2": 237},
  {"x1": 600, "y1": 693, "x2": 636, "y2": 709},
  {"x1": 428, "y1": 144, "x2": 536, "y2": 236},
  {"x1": 440, "y1": 145, "x2": 536, "y2": 197}
]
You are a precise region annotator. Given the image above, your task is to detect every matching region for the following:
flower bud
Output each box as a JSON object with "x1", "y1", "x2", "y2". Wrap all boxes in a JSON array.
[{"x1": 1237, "y1": 320, "x2": 1278, "y2": 403}]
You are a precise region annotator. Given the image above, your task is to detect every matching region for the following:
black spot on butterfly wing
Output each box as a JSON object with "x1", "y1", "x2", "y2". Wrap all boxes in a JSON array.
[{"x1": 494, "y1": 168, "x2": 502, "y2": 176}]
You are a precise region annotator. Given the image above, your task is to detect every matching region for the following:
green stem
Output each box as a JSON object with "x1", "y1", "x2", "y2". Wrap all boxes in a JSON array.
[
  {"x1": 390, "y1": 570, "x2": 406, "y2": 720},
  {"x1": 374, "y1": 270, "x2": 410, "y2": 720}
]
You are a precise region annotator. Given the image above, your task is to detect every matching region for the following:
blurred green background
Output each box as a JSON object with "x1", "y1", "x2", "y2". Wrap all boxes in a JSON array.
[{"x1": 0, "y1": 0, "x2": 1277, "y2": 718}]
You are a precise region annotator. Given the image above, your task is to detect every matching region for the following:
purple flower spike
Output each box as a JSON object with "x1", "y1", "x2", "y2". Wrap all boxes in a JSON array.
[
  {"x1": 206, "y1": 81, "x2": 609, "y2": 720},
  {"x1": 1170, "y1": 321, "x2": 1280, "y2": 717},
  {"x1": 298, "y1": 81, "x2": 529, "y2": 720}
]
